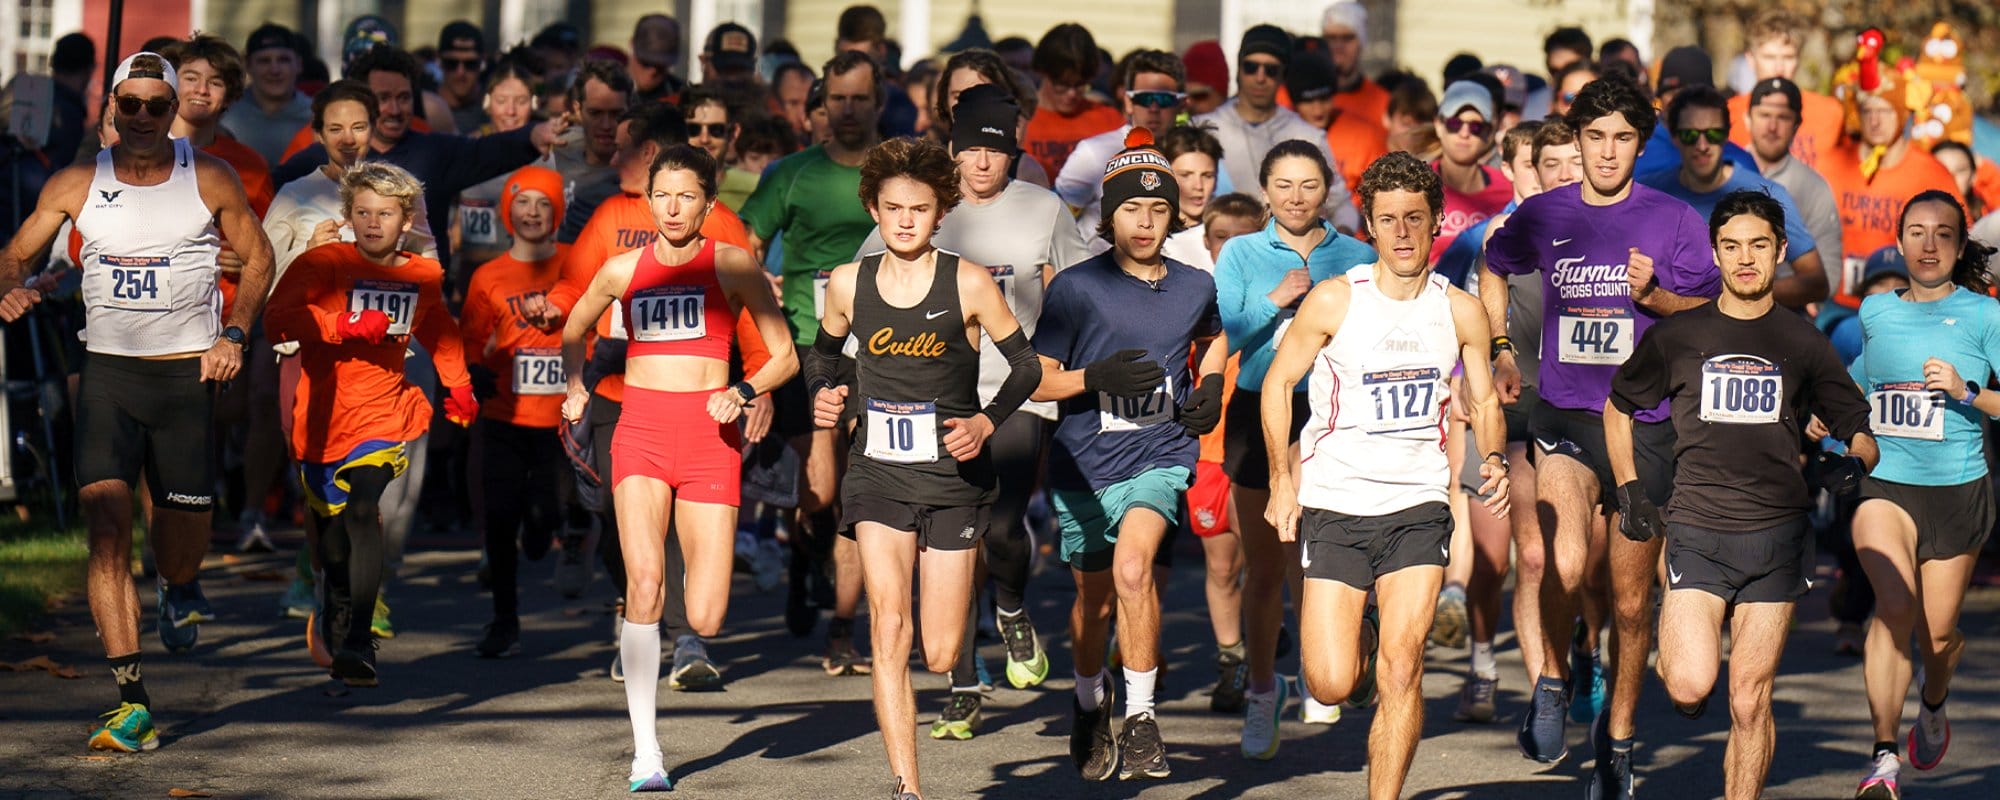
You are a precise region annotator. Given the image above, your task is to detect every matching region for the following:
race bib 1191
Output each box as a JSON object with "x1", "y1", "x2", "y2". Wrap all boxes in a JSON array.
[{"x1": 348, "y1": 278, "x2": 419, "y2": 336}]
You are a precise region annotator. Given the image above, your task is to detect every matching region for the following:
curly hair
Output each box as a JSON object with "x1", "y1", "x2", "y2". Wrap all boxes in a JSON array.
[
  {"x1": 858, "y1": 137, "x2": 962, "y2": 214},
  {"x1": 340, "y1": 161, "x2": 424, "y2": 217},
  {"x1": 1356, "y1": 151, "x2": 1443, "y2": 222}
]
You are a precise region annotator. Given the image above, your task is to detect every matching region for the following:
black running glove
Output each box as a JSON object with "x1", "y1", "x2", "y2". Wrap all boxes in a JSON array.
[
  {"x1": 1083, "y1": 349, "x2": 1165, "y2": 399},
  {"x1": 1615, "y1": 480, "x2": 1663, "y2": 543},
  {"x1": 1815, "y1": 451, "x2": 1866, "y2": 496},
  {"x1": 1179, "y1": 372, "x2": 1225, "y2": 436}
]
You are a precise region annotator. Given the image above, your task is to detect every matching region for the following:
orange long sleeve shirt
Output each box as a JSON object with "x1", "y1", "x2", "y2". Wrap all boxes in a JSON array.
[
  {"x1": 264, "y1": 243, "x2": 471, "y2": 463},
  {"x1": 462, "y1": 247, "x2": 569, "y2": 428}
]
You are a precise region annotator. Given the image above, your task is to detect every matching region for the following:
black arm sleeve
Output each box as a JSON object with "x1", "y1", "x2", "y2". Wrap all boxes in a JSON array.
[
  {"x1": 804, "y1": 328, "x2": 847, "y2": 393},
  {"x1": 981, "y1": 329, "x2": 1042, "y2": 427}
]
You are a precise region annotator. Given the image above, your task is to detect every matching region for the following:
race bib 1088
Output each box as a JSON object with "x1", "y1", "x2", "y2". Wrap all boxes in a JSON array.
[{"x1": 1699, "y1": 355, "x2": 1783, "y2": 425}]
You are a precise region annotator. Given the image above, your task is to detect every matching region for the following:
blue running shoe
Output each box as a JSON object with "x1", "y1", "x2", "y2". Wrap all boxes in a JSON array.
[
  {"x1": 1517, "y1": 676, "x2": 1570, "y2": 764},
  {"x1": 628, "y1": 771, "x2": 672, "y2": 792},
  {"x1": 159, "y1": 580, "x2": 215, "y2": 627},
  {"x1": 1570, "y1": 651, "x2": 1605, "y2": 724},
  {"x1": 156, "y1": 584, "x2": 199, "y2": 654},
  {"x1": 88, "y1": 702, "x2": 159, "y2": 752},
  {"x1": 974, "y1": 650, "x2": 995, "y2": 693}
]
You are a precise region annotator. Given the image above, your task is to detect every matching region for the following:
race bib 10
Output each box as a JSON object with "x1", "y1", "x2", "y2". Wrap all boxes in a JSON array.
[
  {"x1": 864, "y1": 399, "x2": 939, "y2": 464},
  {"x1": 1700, "y1": 355, "x2": 1783, "y2": 425}
]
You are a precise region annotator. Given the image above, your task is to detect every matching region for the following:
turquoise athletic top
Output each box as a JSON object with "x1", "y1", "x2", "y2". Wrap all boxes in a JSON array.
[
  {"x1": 1850, "y1": 286, "x2": 2000, "y2": 485},
  {"x1": 1214, "y1": 217, "x2": 1376, "y2": 391}
]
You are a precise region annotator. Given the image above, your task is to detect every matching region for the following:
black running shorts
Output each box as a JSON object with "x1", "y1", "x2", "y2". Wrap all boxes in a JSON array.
[
  {"x1": 1298, "y1": 502, "x2": 1453, "y2": 590},
  {"x1": 1664, "y1": 518, "x2": 1812, "y2": 604},
  {"x1": 841, "y1": 493, "x2": 987, "y2": 552},
  {"x1": 74, "y1": 354, "x2": 217, "y2": 512},
  {"x1": 1859, "y1": 476, "x2": 1995, "y2": 561},
  {"x1": 1528, "y1": 398, "x2": 1675, "y2": 508}
]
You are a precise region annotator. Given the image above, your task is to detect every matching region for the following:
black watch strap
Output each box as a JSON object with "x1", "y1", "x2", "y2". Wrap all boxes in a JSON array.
[
  {"x1": 731, "y1": 381, "x2": 756, "y2": 405},
  {"x1": 222, "y1": 326, "x2": 247, "y2": 346}
]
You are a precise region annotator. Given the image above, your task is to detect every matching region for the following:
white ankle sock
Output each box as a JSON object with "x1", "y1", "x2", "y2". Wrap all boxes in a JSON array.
[
  {"x1": 1471, "y1": 642, "x2": 1497, "y2": 678},
  {"x1": 1124, "y1": 667, "x2": 1157, "y2": 719},
  {"x1": 621, "y1": 621, "x2": 662, "y2": 763},
  {"x1": 1074, "y1": 670, "x2": 1105, "y2": 711}
]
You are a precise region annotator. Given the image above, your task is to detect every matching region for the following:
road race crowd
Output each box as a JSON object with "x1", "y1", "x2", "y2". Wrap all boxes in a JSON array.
[{"x1": 3, "y1": 3, "x2": 1998, "y2": 798}]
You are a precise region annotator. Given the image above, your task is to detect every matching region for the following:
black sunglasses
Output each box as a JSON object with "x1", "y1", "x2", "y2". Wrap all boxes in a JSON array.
[
  {"x1": 1442, "y1": 117, "x2": 1492, "y2": 137},
  {"x1": 1128, "y1": 91, "x2": 1187, "y2": 109},
  {"x1": 442, "y1": 56, "x2": 482, "y2": 72},
  {"x1": 1241, "y1": 61, "x2": 1283, "y2": 78},
  {"x1": 1675, "y1": 127, "x2": 1727, "y2": 145},
  {"x1": 115, "y1": 95, "x2": 173, "y2": 118},
  {"x1": 689, "y1": 122, "x2": 730, "y2": 138}
]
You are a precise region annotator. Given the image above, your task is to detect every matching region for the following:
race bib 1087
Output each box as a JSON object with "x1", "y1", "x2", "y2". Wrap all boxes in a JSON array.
[{"x1": 1869, "y1": 382, "x2": 1945, "y2": 441}]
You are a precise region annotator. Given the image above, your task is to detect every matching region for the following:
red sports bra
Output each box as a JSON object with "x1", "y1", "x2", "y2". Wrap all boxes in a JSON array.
[{"x1": 619, "y1": 238, "x2": 734, "y2": 361}]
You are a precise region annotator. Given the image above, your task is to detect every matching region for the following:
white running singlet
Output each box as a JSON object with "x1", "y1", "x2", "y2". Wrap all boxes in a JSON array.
[
  {"x1": 74, "y1": 137, "x2": 223, "y2": 357},
  {"x1": 1297, "y1": 266, "x2": 1460, "y2": 516}
]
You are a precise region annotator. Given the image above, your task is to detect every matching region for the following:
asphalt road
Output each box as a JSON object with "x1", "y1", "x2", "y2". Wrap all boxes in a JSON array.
[{"x1": 2, "y1": 534, "x2": 1997, "y2": 799}]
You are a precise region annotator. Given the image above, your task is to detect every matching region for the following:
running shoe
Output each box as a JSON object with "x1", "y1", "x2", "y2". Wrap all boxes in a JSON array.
[
  {"x1": 1585, "y1": 711, "x2": 1634, "y2": 800},
  {"x1": 370, "y1": 594, "x2": 394, "y2": 639},
  {"x1": 628, "y1": 753, "x2": 672, "y2": 793},
  {"x1": 1070, "y1": 684, "x2": 1118, "y2": 780},
  {"x1": 280, "y1": 575, "x2": 317, "y2": 619},
  {"x1": 998, "y1": 610, "x2": 1049, "y2": 689},
  {"x1": 1517, "y1": 676, "x2": 1571, "y2": 764},
  {"x1": 1210, "y1": 649, "x2": 1247, "y2": 713},
  {"x1": 608, "y1": 652, "x2": 624, "y2": 683},
  {"x1": 1855, "y1": 752, "x2": 1901, "y2": 799},
  {"x1": 89, "y1": 702, "x2": 160, "y2": 752},
  {"x1": 1455, "y1": 672, "x2": 1499, "y2": 723},
  {"x1": 1300, "y1": 686, "x2": 1342, "y2": 725},
  {"x1": 331, "y1": 642, "x2": 378, "y2": 687},
  {"x1": 752, "y1": 538, "x2": 786, "y2": 593},
  {"x1": 1430, "y1": 584, "x2": 1469, "y2": 649},
  {"x1": 160, "y1": 579, "x2": 215, "y2": 627},
  {"x1": 1834, "y1": 622, "x2": 1867, "y2": 657},
  {"x1": 1908, "y1": 700, "x2": 1950, "y2": 770},
  {"x1": 156, "y1": 583, "x2": 200, "y2": 654},
  {"x1": 669, "y1": 635, "x2": 724, "y2": 691},
  {"x1": 306, "y1": 611, "x2": 334, "y2": 668},
  {"x1": 1117, "y1": 712, "x2": 1170, "y2": 780},
  {"x1": 1345, "y1": 607, "x2": 1380, "y2": 709},
  {"x1": 1570, "y1": 648, "x2": 1605, "y2": 724},
  {"x1": 476, "y1": 618, "x2": 521, "y2": 659},
  {"x1": 1240, "y1": 678, "x2": 1287, "y2": 760},
  {"x1": 823, "y1": 627, "x2": 871, "y2": 676},
  {"x1": 554, "y1": 533, "x2": 589, "y2": 598},
  {"x1": 236, "y1": 510, "x2": 275, "y2": 553},
  {"x1": 930, "y1": 690, "x2": 983, "y2": 740}
]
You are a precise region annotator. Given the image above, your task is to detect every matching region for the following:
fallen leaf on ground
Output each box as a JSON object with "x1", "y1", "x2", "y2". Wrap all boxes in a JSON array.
[
  {"x1": 168, "y1": 789, "x2": 214, "y2": 798},
  {"x1": 10, "y1": 631, "x2": 55, "y2": 643},
  {"x1": 72, "y1": 755, "x2": 112, "y2": 762},
  {"x1": 0, "y1": 655, "x2": 83, "y2": 678}
]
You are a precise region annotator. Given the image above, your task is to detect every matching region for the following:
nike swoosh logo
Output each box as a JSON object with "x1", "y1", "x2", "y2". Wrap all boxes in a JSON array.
[
  {"x1": 1440, "y1": 545, "x2": 1450, "y2": 560},
  {"x1": 1668, "y1": 565, "x2": 1683, "y2": 585},
  {"x1": 925, "y1": 310, "x2": 950, "y2": 320},
  {"x1": 1535, "y1": 438, "x2": 1559, "y2": 453},
  {"x1": 1553, "y1": 238, "x2": 1573, "y2": 247}
]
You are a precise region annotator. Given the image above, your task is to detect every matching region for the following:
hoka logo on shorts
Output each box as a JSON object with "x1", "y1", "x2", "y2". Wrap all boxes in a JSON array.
[
  {"x1": 1548, "y1": 257, "x2": 1632, "y2": 300},
  {"x1": 867, "y1": 327, "x2": 949, "y2": 358},
  {"x1": 165, "y1": 492, "x2": 213, "y2": 507}
]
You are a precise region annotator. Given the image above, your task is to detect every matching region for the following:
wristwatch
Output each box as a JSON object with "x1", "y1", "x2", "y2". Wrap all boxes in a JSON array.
[
  {"x1": 222, "y1": 326, "x2": 248, "y2": 348},
  {"x1": 731, "y1": 381, "x2": 757, "y2": 405},
  {"x1": 1490, "y1": 335, "x2": 1514, "y2": 360},
  {"x1": 1960, "y1": 381, "x2": 1982, "y2": 405},
  {"x1": 1484, "y1": 451, "x2": 1510, "y2": 470}
]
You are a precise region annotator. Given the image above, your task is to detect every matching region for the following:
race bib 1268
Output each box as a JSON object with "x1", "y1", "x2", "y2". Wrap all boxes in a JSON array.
[
  {"x1": 512, "y1": 347, "x2": 565, "y2": 396},
  {"x1": 1700, "y1": 355, "x2": 1783, "y2": 425}
]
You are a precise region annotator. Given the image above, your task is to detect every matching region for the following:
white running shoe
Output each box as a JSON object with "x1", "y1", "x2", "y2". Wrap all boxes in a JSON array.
[
  {"x1": 1299, "y1": 681, "x2": 1342, "y2": 725},
  {"x1": 1241, "y1": 679, "x2": 1288, "y2": 759}
]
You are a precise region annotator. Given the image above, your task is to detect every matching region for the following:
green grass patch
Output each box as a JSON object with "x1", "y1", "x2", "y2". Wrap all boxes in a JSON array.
[{"x1": 0, "y1": 520, "x2": 90, "y2": 638}]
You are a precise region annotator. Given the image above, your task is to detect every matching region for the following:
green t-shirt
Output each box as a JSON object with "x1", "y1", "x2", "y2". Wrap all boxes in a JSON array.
[{"x1": 739, "y1": 145, "x2": 874, "y2": 344}]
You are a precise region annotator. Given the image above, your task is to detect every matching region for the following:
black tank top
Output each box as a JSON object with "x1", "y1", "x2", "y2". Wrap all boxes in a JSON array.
[{"x1": 844, "y1": 250, "x2": 993, "y2": 506}]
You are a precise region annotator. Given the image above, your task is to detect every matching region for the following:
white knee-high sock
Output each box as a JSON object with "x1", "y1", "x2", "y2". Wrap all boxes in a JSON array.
[
  {"x1": 1124, "y1": 667, "x2": 1157, "y2": 719},
  {"x1": 621, "y1": 621, "x2": 663, "y2": 765}
]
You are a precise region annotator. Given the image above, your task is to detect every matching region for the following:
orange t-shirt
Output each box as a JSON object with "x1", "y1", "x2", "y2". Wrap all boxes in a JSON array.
[
  {"x1": 1330, "y1": 79, "x2": 1391, "y2": 129},
  {"x1": 1197, "y1": 355, "x2": 1241, "y2": 465},
  {"x1": 1326, "y1": 111, "x2": 1388, "y2": 212},
  {"x1": 1974, "y1": 158, "x2": 2000, "y2": 218},
  {"x1": 1818, "y1": 141, "x2": 1964, "y2": 306},
  {"x1": 1025, "y1": 102, "x2": 1125, "y2": 182},
  {"x1": 1726, "y1": 89, "x2": 1845, "y2": 170},
  {"x1": 204, "y1": 134, "x2": 273, "y2": 322},
  {"x1": 264, "y1": 244, "x2": 471, "y2": 463},
  {"x1": 548, "y1": 193, "x2": 763, "y2": 404},
  {"x1": 462, "y1": 247, "x2": 569, "y2": 428}
]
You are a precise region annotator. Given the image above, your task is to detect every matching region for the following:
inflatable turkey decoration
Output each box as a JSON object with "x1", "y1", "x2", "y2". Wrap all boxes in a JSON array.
[
  {"x1": 1908, "y1": 22, "x2": 1972, "y2": 148},
  {"x1": 1833, "y1": 28, "x2": 1905, "y2": 139}
]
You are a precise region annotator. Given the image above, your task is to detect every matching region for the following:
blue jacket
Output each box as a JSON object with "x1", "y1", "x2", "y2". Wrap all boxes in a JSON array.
[{"x1": 1215, "y1": 217, "x2": 1376, "y2": 390}]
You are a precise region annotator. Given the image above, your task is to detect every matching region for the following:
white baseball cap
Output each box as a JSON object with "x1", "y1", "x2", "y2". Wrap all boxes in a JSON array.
[{"x1": 111, "y1": 52, "x2": 178, "y2": 95}]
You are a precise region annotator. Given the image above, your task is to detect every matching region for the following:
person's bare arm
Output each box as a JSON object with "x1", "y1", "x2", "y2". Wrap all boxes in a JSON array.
[
  {"x1": 560, "y1": 250, "x2": 638, "y2": 421},
  {"x1": 1773, "y1": 249, "x2": 1829, "y2": 310},
  {"x1": 0, "y1": 165, "x2": 90, "y2": 318},
  {"x1": 718, "y1": 245, "x2": 798, "y2": 396},
  {"x1": 197, "y1": 154, "x2": 277, "y2": 331},
  {"x1": 1451, "y1": 289, "x2": 1509, "y2": 517},
  {"x1": 1260, "y1": 279, "x2": 1350, "y2": 542}
]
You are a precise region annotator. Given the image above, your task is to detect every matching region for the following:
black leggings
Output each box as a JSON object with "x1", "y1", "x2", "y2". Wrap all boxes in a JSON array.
[
  {"x1": 481, "y1": 419, "x2": 564, "y2": 621},
  {"x1": 950, "y1": 413, "x2": 1045, "y2": 688},
  {"x1": 318, "y1": 464, "x2": 395, "y2": 649},
  {"x1": 589, "y1": 395, "x2": 692, "y2": 640}
]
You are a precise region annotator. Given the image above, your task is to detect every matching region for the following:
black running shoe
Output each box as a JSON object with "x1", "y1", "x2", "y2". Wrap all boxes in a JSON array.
[
  {"x1": 1117, "y1": 712, "x2": 1169, "y2": 780},
  {"x1": 476, "y1": 618, "x2": 521, "y2": 659},
  {"x1": 1070, "y1": 685, "x2": 1118, "y2": 781},
  {"x1": 331, "y1": 642, "x2": 378, "y2": 687},
  {"x1": 1517, "y1": 676, "x2": 1570, "y2": 764},
  {"x1": 1210, "y1": 649, "x2": 1248, "y2": 713}
]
